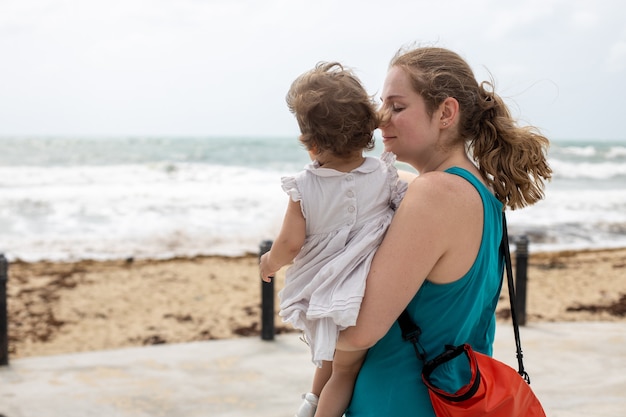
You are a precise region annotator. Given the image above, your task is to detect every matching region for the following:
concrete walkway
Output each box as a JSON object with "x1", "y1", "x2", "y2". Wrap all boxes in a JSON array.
[{"x1": 1, "y1": 322, "x2": 625, "y2": 417}]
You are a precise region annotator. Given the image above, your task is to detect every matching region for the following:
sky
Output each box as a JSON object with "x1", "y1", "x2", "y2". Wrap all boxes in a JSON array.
[{"x1": 1, "y1": 0, "x2": 625, "y2": 141}]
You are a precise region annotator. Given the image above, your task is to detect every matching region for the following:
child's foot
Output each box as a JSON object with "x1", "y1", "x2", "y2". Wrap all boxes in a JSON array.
[{"x1": 295, "y1": 392, "x2": 319, "y2": 417}]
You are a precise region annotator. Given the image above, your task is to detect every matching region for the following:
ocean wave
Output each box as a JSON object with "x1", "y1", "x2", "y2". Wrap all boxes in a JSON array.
[
  {"x1": 1, "y1": 137, "x2": 625, "y2": 260},
  {"x1": 548, "y1": 158, "x2": 626, "y2": 180},
  {"x1": 554, "y1": 145, "x2": 597, "y2": 157},
  {"x1": 607, "y1": 146, "x2": 626, "y2": 159}
]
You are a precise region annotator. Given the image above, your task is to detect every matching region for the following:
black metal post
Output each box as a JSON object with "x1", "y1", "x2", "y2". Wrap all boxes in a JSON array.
[
  {"x1": 0, "y1": 254, "x2": 8, "y2": 366},
  {"x1": 515, "y1": 236, "x2": 529, "y2": 326},
  {"x1": 259, "y1": 240, "x2": 275, "y2": 341}
]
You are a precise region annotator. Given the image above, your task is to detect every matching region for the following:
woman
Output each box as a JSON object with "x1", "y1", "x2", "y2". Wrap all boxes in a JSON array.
[{"x1": 336, "y1": 46, "x2": 552, "y2": 416}]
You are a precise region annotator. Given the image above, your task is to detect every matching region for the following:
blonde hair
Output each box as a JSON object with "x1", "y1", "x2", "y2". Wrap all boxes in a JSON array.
[
  {"x1": 389, "y1": 47, "x2": 552, "y2": 210},
  {"x1": 286, "y1": 62, "x2": 378, "y2": 157}
]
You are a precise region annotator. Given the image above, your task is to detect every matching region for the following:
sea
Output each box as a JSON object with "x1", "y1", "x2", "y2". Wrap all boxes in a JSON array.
[{"x1": 0, "y1": 136, "x2": 625, "y2": 262}]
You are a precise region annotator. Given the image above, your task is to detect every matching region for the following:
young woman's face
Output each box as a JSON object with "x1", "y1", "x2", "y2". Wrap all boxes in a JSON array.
[{"x1": 379, "y1": 66, "x2": 440, "y2": 166}]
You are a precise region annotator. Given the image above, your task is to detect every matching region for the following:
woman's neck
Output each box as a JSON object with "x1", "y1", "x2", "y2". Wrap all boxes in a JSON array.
[{"x1": 410, "y1": 143, "x2": 472, "y2": 174}]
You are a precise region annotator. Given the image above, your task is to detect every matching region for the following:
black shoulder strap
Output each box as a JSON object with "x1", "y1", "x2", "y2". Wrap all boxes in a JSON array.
[
  {"x1": 397, "y1": 213, "x2": 531, "y2": 383},
  {"x1": 501, "y1": 214, "x2": 530, "y2": 383}
]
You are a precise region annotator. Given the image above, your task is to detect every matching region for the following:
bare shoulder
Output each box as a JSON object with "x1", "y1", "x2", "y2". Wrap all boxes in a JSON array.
[
  {"x1": 393, "y1": 171, "x2": 476, "y2": 239},
  {"x1": 400, "y1": 170, "x2": 483, "y2": 241}
]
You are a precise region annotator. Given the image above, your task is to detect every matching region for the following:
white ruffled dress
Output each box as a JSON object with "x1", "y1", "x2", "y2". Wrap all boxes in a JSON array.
[{"x1": 278, "y1": 152, "x2": 407, "y2": 366}]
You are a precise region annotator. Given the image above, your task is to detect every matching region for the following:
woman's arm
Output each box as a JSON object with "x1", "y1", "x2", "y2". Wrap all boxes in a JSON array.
[
  {"x1": 336, "y1": 172, "x2": 478, "y2": 351},
  {"x1": 259, "y1": 198, "x2": 306, "y2": 282}
]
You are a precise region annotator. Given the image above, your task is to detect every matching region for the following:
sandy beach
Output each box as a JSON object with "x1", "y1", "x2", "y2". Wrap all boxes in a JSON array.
[{"x1": 5, "y1": 247, "x2": 626, "y2": 359}]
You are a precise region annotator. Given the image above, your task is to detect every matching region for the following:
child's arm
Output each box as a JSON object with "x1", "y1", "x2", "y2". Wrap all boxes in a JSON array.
[
  {"x1": 259, "y1": 198, "x2": 306, "y2": 282},
  {"x1": 398, "y1": 169, "x2": 417, "y2": 183}
]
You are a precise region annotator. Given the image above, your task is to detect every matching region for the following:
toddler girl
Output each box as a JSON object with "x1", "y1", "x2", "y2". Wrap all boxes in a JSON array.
[{"x1": 260, "y1": 62, "x2": 407, "y2": 417}]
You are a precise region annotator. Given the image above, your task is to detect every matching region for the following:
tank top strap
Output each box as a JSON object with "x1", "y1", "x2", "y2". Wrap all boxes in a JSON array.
[
  {"x1": 444, "y1": 167, "x2": 487, "y2": 193},
  {"x1": 444, "y1": 165, "x2": 504, "y2": 242}
]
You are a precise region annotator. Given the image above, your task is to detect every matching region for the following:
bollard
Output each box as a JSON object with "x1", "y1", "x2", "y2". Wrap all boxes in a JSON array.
[
  {"x1": 259, "y1": 240, "x2": 275, "y2": 341},
  {"x1": 515, "y1": 236, "x2": 529, "y2": 326},
  {"x1": 0, "y1": 254, "x2": 8, "y2": 366}
]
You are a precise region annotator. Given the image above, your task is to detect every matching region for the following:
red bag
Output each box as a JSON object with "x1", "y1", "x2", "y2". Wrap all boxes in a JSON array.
[{"x1": 421, "y1": 343, "x2": 546, "y2": 417}]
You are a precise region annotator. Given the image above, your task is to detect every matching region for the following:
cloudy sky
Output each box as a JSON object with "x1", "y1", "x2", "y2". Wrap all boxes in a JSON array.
[{"x1": 1, "y1": 0, "x2": 625, "y2": 141}]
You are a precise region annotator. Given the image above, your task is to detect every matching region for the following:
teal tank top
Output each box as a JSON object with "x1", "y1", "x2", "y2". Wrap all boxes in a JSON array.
[{"x1": 346, "y1": 167, "x2": 504, "y2": 417}]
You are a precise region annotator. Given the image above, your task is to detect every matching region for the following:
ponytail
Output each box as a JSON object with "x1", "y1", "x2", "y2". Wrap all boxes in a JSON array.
[{"x1": 471, "y1": 82, "x2": 552, "y2": 210}]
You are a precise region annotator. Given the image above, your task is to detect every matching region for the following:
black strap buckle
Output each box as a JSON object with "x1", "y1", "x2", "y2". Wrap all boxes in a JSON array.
[{"x1": 397, "y1": 310, "x2": 427, "y2": 361}]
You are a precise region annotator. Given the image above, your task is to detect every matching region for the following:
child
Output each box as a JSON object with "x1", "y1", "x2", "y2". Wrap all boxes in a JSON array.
[{"x1": 259, "y1": 62, "x2": 407, "y2": 417}]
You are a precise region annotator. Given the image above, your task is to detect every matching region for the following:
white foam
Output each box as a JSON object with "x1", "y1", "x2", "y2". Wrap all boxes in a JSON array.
[
  {"x1": 0, "y1": 163, "x2": 290, "y2": 261},
  {"x1": 1, "y1": 138, "x2": 625, "y2": 260},
  {"x1": 549, "y1": 158, "x2": 626, "y2": 180}
]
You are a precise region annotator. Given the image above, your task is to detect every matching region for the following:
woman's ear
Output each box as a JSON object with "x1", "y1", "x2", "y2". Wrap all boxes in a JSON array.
[{"x1": 439, "y1": 97, "x2": 459, "y2": 128}]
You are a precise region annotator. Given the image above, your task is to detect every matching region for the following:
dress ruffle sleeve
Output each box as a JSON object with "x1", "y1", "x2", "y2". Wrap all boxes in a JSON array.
[
  {"x1": 281, "y1": 176, "x2": 301, "y2": 202},
  {"x1": 380, "y1": 151, "x2": 408, "y2": 210}
]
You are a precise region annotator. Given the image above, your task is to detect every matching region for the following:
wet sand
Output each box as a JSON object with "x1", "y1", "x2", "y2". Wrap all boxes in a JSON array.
[{"x1": 5, "y1": 247, "x2": 626, "y2": 358}]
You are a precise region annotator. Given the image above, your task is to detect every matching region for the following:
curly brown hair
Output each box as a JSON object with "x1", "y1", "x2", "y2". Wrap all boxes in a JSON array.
[
  {"x1": 389, "y1": 47, "x2": 552, "y2": 210},
  {"x1": 286, "y1": 62, "x2": 378, "y2": 157}
]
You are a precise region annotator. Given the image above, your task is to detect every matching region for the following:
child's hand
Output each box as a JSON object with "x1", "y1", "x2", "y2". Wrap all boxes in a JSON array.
[{"x1": 259, "y1": 252, "x2": 277, "y2": 283}]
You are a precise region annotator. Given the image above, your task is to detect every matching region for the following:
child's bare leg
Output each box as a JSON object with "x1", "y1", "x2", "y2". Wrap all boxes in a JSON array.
[
  {"x1": 312, "y1": 360, "x2": 333, "y2": 396},
  {"x1": 294, "y1": 361, "x2": 331, "y2": 417},
  {"x1": 314, "y1": 349, "x2": 367, "y2": 417}
]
